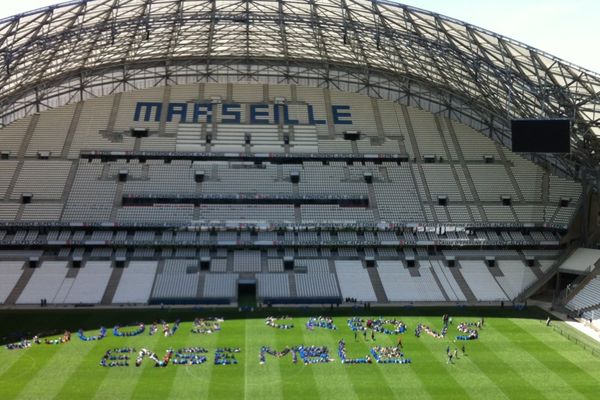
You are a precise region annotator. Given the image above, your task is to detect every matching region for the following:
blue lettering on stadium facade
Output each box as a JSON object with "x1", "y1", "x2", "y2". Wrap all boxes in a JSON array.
[{"x1": 134, "y1": 102, "x2": 352, "y2": 125}]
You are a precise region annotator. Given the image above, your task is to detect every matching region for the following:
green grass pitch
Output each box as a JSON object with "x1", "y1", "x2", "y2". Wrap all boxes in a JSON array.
[{"x1": 0, "y1": 307, "x2": 599, "y2": 399}]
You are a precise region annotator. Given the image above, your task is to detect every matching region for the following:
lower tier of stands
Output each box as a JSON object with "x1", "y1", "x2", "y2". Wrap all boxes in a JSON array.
[{"x1": 0, "y1": 251, "x2": 557, "y2": 306}]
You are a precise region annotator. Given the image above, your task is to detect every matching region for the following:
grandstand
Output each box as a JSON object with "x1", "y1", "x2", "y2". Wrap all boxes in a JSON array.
[
  {"x1": 0, "y1": 0, "x2": 598, "y2": 315},
  {"x1": 0, "y1": 82, "x2": 586, "y2": 307}
]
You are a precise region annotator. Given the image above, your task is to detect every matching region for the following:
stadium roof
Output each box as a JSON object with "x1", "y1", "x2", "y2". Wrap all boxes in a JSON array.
[{"x1": 1, "y1": 0, "x2": 599, "y2": 176}]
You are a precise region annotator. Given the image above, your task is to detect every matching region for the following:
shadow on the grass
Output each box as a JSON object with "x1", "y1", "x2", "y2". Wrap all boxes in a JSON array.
[{"x1": 0, "y1": 305, "x2": 551, "y2": 344}]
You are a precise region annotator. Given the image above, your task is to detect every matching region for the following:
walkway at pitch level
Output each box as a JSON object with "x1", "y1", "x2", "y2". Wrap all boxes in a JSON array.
[{"x1": 532, "y1": 300, "x2": 600, "y2": 345}]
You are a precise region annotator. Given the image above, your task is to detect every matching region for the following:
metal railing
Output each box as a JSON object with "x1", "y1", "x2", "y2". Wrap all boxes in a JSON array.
[{"x1": 541, "y1": 319, "x2": 600, "y2": 358}]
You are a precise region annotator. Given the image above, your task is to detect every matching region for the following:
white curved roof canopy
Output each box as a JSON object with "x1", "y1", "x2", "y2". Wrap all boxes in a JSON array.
[{"x1": 1, "y1": 0, "x2": 599, "y2": 175}]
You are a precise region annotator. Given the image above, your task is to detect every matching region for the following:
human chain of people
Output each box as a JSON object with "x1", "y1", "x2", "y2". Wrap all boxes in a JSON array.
[{"x1": 5, "y1": 315, "x2": 483, "y2": 368}]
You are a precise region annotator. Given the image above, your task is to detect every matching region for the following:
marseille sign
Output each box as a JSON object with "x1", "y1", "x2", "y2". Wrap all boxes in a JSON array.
[{"x1": 133, "y1": 102, "x2": 353, "y2": 125}]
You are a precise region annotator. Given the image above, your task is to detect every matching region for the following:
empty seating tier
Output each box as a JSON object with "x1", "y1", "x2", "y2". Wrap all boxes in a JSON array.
[
  {"x1": 495, "y1": 260, "x2": 537, "y2": 300},
  {"x1": 458, "y1": 261, "x2": 508, "y2": 301},
  {"x1": 12, "y1": 161, "x2": 72, "y2": 200},
  {"x1": 257, "y1": 273, "x2": 290, "y2": 298},
  {"x1": 62, "y1": 261, "x2": 112, "y2": 304},
  {"x1": 112, "y1": 261, "x2": 158, "y2": 304},
  {"x1": 335, "y1": 260, "x2": 377, "y2": 302},
  {"x1": 296, "y1": 273, "x2": 340, "y2": 298},
  {"x1": 17, "y1": 261, "x2": 69, "y2": 304},
  {"x1": 377, "y1": 260, "x2": 445, "y2": 302},
  {"x1": 0, "y1": 261, "x2": 25, "y2": 304},
  {"x1": 567, "y1": 276, "x2": 600, "y2": 311},
  {"x1": 203, "y1": 273, "x2": 238, "y2": 299},
  {"x1": 151, "y1": 259, "x2": 200, "y2": 301}
]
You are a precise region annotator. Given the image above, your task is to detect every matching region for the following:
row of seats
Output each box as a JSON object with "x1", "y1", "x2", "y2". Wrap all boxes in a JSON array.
[
  {"x1": 495, "y1": 260, "x2": 538, "y2": 300},
  {"x1": 62, "y1": 161, "x2": 116, "y2": 222},
  {"x1": 377, "y1": 260, "x2": 446, "y2": 302},
  {"x1": 0, "y1": 255, "x2": 555, "y2": 305},
  {"x1": 296, "y1": 273, "x2": 340, "y2": 298},
  {"x1": 426, "y1": 260, "x2": 467, "y2": 301},
  {"x1": 151, "y1": 259, "x2": 199, "y2": 300},
  {"x1": 334, "y1": 260, "x2": 377, "y2": 302},
  {"x1": 566, "y1": 276, "x2": 600, "y2": 311},
  {"x1": 0, "y1": 228, "x2": 562, "y2": 246},
  {"x1": 459, "y1": 261, "x2": 508, "y2": 301},
  {"x1": 257, "y1": 273, "x2": 290, "y2": 298}
]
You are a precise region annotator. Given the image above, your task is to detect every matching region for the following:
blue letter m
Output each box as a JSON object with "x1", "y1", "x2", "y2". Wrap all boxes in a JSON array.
[{"x1": 134, "y1": 102, "x2": 163, "y2": 122}]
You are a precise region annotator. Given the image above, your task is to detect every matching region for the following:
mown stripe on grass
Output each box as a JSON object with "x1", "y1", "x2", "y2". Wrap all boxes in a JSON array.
[
  {"x1": 206, "y1": 316, "x2": 246, "y2": 399},
  {"x1": 468, "y1": 337, "x2": 542, "y2": 399},
  {"x1": 406, "y1": 315, "x2": 499, "y2": 400},
  {"x1": 244, "y1": 318, "x2": 284, "y2": 400},
  {"x1": 302, "y1": 323, "x2": 363, "y2": 400},
  {"x1": 406, "y1": 321, "x2": 472, "y2": 400},
  {"x1": 127, "y1": 323, "x2": 180, "y2": 400},
  {"x1": 0, "y1": 343, "x2": 59, "y2": 399},
  {"x1": 370, "y1": 330, "x2": 432, "y2": 400},
  {"x1": 518, "y1": 319, "x2": 600, "y2": 369},
  {"x1": 488, "y1": 319, "x2": 587, "y2": 400},
  {"x1": 504, "y1": 318, "x2": 599, "y2": 399},
  {"x1": 421, "y1": 339, "x2": 509, "y2": 400},
  {"x1": 270, "y1": 319, "x2": 320, "y2": 400},
  {"x1": 167, "y1": 321, "x2": 220, "y2": 400},
  {"x1": 51, "y1": 338, "x2": 112, "y2": 399},
  {"x1": 336, "y1": 328, "x2": 403, "y2": 400},
  {"x1": 15, "y1": 337, "x2": 97, "y2": 400},
  {"x1": 0, "y1": 347, "x2": 27, "y2": 378}
]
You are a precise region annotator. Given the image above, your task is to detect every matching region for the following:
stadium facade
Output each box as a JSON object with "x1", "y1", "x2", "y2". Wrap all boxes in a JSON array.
[{"x1": 0, "y1": 0, "x2": 598, "y2": 317}]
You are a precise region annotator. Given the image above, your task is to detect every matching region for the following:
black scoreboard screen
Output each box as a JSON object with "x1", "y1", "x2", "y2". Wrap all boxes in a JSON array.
[{"x1": 511, "y1": 119, "x2": 570, "y2": 153}]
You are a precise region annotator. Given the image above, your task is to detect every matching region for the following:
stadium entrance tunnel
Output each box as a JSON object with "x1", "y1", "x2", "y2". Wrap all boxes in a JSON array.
[{"x1": 238, "y1": 280, "x2": 257, "y2": 308}]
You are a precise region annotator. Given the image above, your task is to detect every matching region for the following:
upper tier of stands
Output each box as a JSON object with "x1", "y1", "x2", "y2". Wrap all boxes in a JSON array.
[{"x1": 0, "y1": 83, "x2": 582, "y2": 229}]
